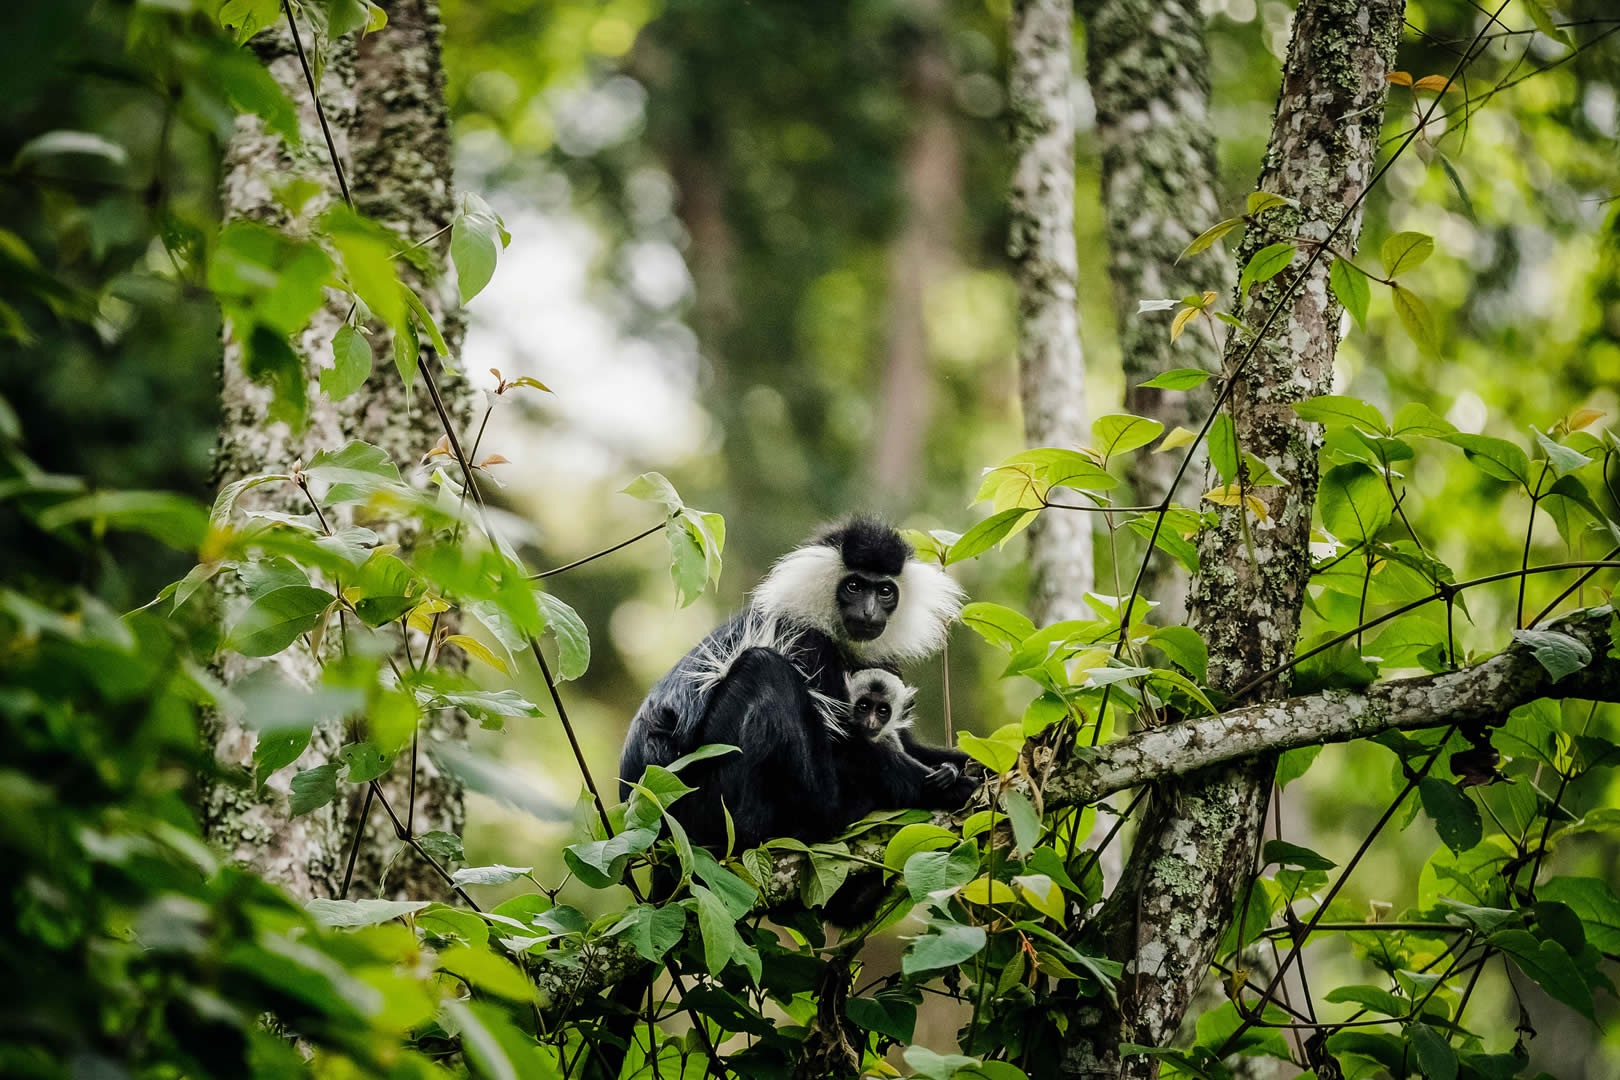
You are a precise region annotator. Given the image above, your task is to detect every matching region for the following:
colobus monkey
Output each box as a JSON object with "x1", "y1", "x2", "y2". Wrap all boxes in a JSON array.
[
  {"x1": 841, "y1": 669, "x2": 977, "y2": 816},
  {"x1": 620, "y1": 517, "x2": 971, "y2": 850}
]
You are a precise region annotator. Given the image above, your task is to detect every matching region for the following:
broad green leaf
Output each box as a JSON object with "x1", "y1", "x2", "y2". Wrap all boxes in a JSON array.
[
  {"x1": 1437, "y1": 152, "x2": 1478, "y2": 221},
  {"x1": 451, "y1": 864, "x2": 532, "y2": 888},
  {"x1": 337, "y1": 741, "x2": 390, "y2": 783},
  {"x1": 230, "y1": 585, "x2": 334, "y2": 656},
  {"x1": 1001, "y1": 789, "x2": 1040, "y2": 855},
  {"x1": 1022, "y1": 691, "x2": 1068, "y2": 736},
  {"x1": 959, "y1": 875, "x2": 1019, "y2": 906},
  {"x1": 1418, "y1": 778, "x2": 1482, "y2": 854},
  {"x1": 1407, "y1": 1023, "x2": 1457, "y2": 1080},
  {"x1": 666, "y1": 516, "x2": 707, "y2": 606},
  {"x1": 1238, "y1": 242, "x2": 1296, "y2": 295},
  {"x1": 306, "y1": 898, "x2": 429, "y2": 927},
  {"x1": 1138, "y1": 368, "x2": 1213, "y2": 391},
  {"x1": 958, "y1": 724, "x2": 1023, "y2": 775},
  {"x1": 611, "y1": 903, "x2": 688, "y2": 963},
  {"x1": 1246, "y1": 191, "x2": 1294, "y2": 216},
  {"x1": 303, "y1": 439, "x2": 403, "y2": 494},
  {"x1": 1331, "y1": 257, "x2": 1371, "y2": 329},
  {"x1": 664, "y1": 743, "x2": 740, "y2": 775},
  {"x1": 1292, "y1": 394, "x2": 1388, "y2": 433},
  {"x1": 1490, "y1": 929, "x2": 1594, "y2": 1019},
  {"x1": 904, "y1": 841, "x2": 980, "y2": 902},
  {"x1": 801, "y1": 843, "x2": 852, "y2": 908},
  {"x1": 253, "y1": 727, "x2": 311, "y2": 787},
  {"x1": 452, "y1": 212, "x2": 500, "y2": 304},
  {"x1": 1538, "y1": 878, "x2": 1620, "y2": 954},
  {"x1": 321, "y1": 324, "x2": 373, "y2": 401},
  {"x1": 1275, "y1": 745, "x2": 1322, "y2": 788},
  {"x1": 1147, "y1": 625, "x2": 1208, "y2": 681},
  {"x1": 1323, "y1": 984, "x2": 1409, "y2": 1018},
  {"x1": 1318, "y1": 462, "x2": 1394, "y2": 541},
  {"x1": 692, "y1": 848, "x2": 759, "y2": 917},
  {"x1": 845, "y1": 991, "x2": 918, "y2": 1043},
  {"x1": 400, "y1": 287, "x2": 450, "y2": 359},
  {"x1": 1381, "y1": 231, "x2": 1435, "y2": 277},
  {"x1": 288, "y1": 762, "x2": 340, "y2": 816},
  {"x1": 960, "y1": 602, "x2": 1036, "y2": 651},
  {"x1": 1392, "y1": 285, "x2": 1440, "y2": 357},
  {"x1": 1262, "y1": 839, "x2": 1336, "y2": 871},
  {"x1": 437, "y1": 945, "x2": 533, "y2": 1002},
  {"x1": 621, "y1": 471, "x2": 683, "y2": 514},
  {"x1": 947, "y1": 508, "x2": 1035, "y2": 564},
  {"x1": 1442, "y1": 433, "x2": 1532, "y2": 489},
  {"x1": 535, "y1": 590, "x2": 590, "y2": 680},
  {"x1": 1014, "y1": 873, "x2": 1065, "y2": 922},
  {"x1": 1207, "y1": 412, "x2": 1238, "y2": 485},
  {"x1": 885, "y1": 823, "x2": 960, "y2": 870},
  {"x1": 1092, "y1": 414, "x2": 1165, "y2": 460},
  {"x1": 1533, "y1": 429, "x2": 1593, "y2": 478},
  {"x1": 1511, "y1": 628, "x2": 1592, "y2": 683},
  {"x1": 902, "y1": 921, "x2": 986, "y2": 976},
  {"x1": 564, "y1": 827, "x2": 658, "y2": 889},
  {"x1": 690, "y1": 883, "x2": 740, "y2": 975},
  {"x1": 325, "y1": 206, "x2": 404, "y2": 330},
  {"x1": 37, "y1": 490, "x2": 209, "y2": 549},
  {"x1": 417, "y1": 831, "x2": 465, "y2": 863}
]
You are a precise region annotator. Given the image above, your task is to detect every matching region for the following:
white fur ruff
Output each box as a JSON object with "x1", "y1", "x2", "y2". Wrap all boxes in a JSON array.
[{"x1": 751, "y1": 545, "x2": 965, "y2": 665}]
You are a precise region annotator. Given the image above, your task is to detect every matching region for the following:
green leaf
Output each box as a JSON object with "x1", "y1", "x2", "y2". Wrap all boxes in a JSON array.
[
  {"x1": 801, "y1": 844, "x2": 853, "y2": 908},
  {"x1": 904, "y1": 841, "x2": 980, "y2": 902},
  {"x1": 36, "y1": 490, "x2": 209, "y2": 549},
  {"x1": 1419, "y1": 778, "x2": 1482, "y2": 854},
  {"x1": 958, "y1": 724, "x2": 1023, "y2": 775},
  {"x1": 1179, "y1": 216, "x2": 1243, "y2": 260},
  {"x1": 437, "y1": 945, "x2": 533, "y2": 1002},
  {"x1": 1262, "y1": 839, "x2": 1337, "y2": 871},
  {"x1": 1292, "y1": 394, "x2": 1388, "y2": 433},
  {"x1": 419, "y1": 688, "x2": 543, "y2": 730},
  {"x1": 417, "y1": 831, "x2": 465, "y2": 863},
  {"x1": 1436, "y1": 153, "x2": 1477, "y2": 221},
  {"x1": 230, "y1": 585, "x2": 335, "y2": 656},
  {"x1": 1148, "y1": 625, "x2": 1208, "y2": 681},
  {"x1": 611, "y1": 904, "x2": 688, "y2": 963},
  {"x1": 1245, "y1": 191, "x2": 1294, "y2": 216},
  {"x1": 337, "y1": 741, "x2": 390, "y2": 783},
  {"x1": 563, "y1": 828, "x2": 658, "y2": 889},
  {"x1": 666, "y1": 516, "x2": 707, "y2": 606},
  {"x1": 1381, "y1": 231, "x2": 1435, "y2": 277},
  {"x1": 321, "y1": 324, "x2": 373, "y2": 401},
  {"x1": 1533, "y1": 429, "x2": 1594, "y2": 478},
  {"x1": 1331, "y1": 257, "x2": 1371, "y2": 329},
  {"x1": 1001, "y1": 790, "x2": 1040, "y2": 856},
  {"x1": 1511, "y1": 628, "x2": 1592, "y2": 683},
  {"x1": 1022, "y1": 691, "x2": 1068, "y2": 736},
  {"x1": 253, "y1": 726, "x2": 310, "y2": 787},
  {"x1": 400, "y1": 287, "x2": 450, "y2": 359},
  {"x1": 1318, "y1": 462, "x2": 1394, "y2": 541},
  {"x1": 621, "y1": 471, "x2": 683, "y2": 514},
  {"x1": 960, "y1": 602, "x2": 1036, "y2": 651},
  {"x1": 1538, "y1": 878, "x2": 1620, "y2": 954},
  {"x1": 946, "y1": 508, "x2": 1035, "y2": 564},
  {"x1": 1207, "y1": 412, "x2": 1238, "y2": 485},
  {"x1": 885, "y1": 823, "x2": 960, "y2": 870},
  {"x1": 902, "y1": 920, "x2": 987, "y2": 976},
  {"x1": 325, "y1": 207, "x2": 404, "y2": 330},
  {"x1": 451, "y1": 864, "x2": 532, "y2": 887},
  {"x1": 1393, "y1": 401, "x2": 1457, "y2": 438},
  {"x1": 1490, "y1": 929, "x2": 1594, "y2": 1019},
  {"x1": 664, "y1": 743, "x2": 740, "y2": 775},
  {"x1": 1392, "y1": 285, "x2": 1440, "y2": 357},
  {"x1": 1238, "y1": 242, "x2": 1296, "y2": 295},
  {"x1": 452, "y1": 212, "x2": 500, "y2": 304},
  {"x1": 303, "y1": 439, "x2": 404, "y2": 495},
  {"x1": 691, "y1": 883, "x2": 740, "y2": 976},
  {"x1": 845, "y1": 990, "x2": 918, "y2": 1043},
  {"x1": 305, "y1": 898, "x2": 429, "y2": 927},
  {"x1": 535, "y1": 591, "x2": 590, "y2": 681},
  {"x1": 288, "y1": 762, "x2": 340, "y2": 816},
  {"x1": 1092, "y1": 414, "x2": 1165, "y2": 460},
  {"x1": 1275, "y1": 745, "x2": 1322, "y2": 788},
  {"x1": 1323, "y1": 984, "x2": 1410, "y2": 1018},
  {"x1": 1407, "y1": 1023, "x2": 1457, "y2": 1080},
  {"x1": 1138, "y1": 368, "x2": 1213, "y2": 391},
  {"x1": 1442, "y1": 433, "x2": 1532, "y2": 489}
]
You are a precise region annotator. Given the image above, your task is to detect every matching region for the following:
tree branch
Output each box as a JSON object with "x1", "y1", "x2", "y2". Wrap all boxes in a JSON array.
[{"x1": 1043, "y1": 605, "x2": 1618, "y2": 807}]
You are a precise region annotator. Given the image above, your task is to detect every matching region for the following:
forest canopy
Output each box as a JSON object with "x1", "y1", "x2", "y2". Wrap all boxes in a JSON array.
[{"x1": 2, "y1": 1, "x2": 1620, "y2": 1078}]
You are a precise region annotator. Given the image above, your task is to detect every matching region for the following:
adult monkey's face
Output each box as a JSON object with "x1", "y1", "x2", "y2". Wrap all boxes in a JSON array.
[{"x1": 837, "y1": 572, "x2": 899, "y2": 642}]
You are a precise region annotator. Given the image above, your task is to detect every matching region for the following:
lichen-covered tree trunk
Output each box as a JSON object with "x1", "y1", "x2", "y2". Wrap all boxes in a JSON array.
[
  {"x1": 1010, "y1": 0, "x2": 1093, "y2": 623},
  {"x1": 1082, "y1": 0, "x2": 1230, "y2": 622},
  {"x1": 1060, "y1": 1, "x2": 1404, "y2": 1074},
  {"x1": 205, "y1": 0, "x2": 470, "y2": 901}
]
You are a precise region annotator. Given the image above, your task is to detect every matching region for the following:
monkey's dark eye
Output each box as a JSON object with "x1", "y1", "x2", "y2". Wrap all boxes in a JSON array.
[
  {"x1": 876, "y1": 582, "x2": 897, "y2": 600},
  {"x1": 876, "y1": 705, "x2": 889, "y2": 719},
  {"x1": 841, "y1": 579, "x2": 861, "y2": 596}
]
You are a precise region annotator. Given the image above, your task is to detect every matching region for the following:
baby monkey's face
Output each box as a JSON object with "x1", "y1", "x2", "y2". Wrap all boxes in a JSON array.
[{"x1": 851, "y1": 693, "x2": 894, "y2": 737}]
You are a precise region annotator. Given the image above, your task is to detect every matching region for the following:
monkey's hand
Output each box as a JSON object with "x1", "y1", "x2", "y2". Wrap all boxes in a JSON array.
[{"x1": 923, "y1": 763, "x2": 962, "y2": 793}]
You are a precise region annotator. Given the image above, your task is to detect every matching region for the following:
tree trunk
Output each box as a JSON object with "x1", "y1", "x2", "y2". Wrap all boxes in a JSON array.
[
  {"x1": 1010, "y1": 0, "x2": 1094, "y2": 624},
  {"x1": 1060, "y1": 1, "x2": 1404, "y2": 1074},
  {"x1": 1082, "y1": 0, "x2": 1231, "y2": 623},
  {"x1": 204, "y1": 0, "x2": 470, "y2": 902}
]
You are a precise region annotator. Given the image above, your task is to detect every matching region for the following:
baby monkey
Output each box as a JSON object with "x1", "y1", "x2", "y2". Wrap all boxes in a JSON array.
[{"x1": 842, "y1": 669, "x2": 974, "y2": 809}]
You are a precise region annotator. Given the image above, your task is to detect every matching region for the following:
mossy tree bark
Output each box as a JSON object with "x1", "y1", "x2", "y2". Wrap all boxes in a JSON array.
[
  {"x1": 205, "y1": 0, "x2": 471, "y2": 902},
  {"x1": 1060, "y1": 1, "x2": 1405, "y2": 1074}
]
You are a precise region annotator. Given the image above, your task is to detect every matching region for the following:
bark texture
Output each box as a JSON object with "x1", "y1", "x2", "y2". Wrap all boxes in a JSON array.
[
  {"x1": 206, "y1": 1, "x2": 470, "y2": 901},
  {"x1": 1010, "y1": 0, "x2": 1094, "y2": 623},
  {"x1": 1062, "y1": 3, "x2": 1406, "y2": 1074},
  {"x1": 1082, "y1": 0, "x2": 1231, "y2": 621}
]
